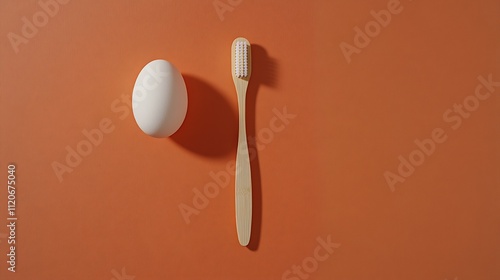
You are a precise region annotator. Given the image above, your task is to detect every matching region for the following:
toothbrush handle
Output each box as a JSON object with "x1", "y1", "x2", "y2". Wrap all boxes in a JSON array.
[{"x1": 235, "y1": 97, "x2": 252, "y2": 246}]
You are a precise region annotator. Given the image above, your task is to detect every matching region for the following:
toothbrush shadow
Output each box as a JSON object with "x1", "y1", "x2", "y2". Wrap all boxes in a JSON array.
[
  {"x1": 246, "y1": 44, "x2": 279, "y2": 251},
  {"x1": 171, "y1": 75, "x2": 238, "y2": 157}
]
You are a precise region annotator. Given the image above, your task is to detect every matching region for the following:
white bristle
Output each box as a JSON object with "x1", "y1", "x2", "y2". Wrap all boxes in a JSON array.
[{"x1": 234, "y1": 41, "x2": 248, "y2": 78}]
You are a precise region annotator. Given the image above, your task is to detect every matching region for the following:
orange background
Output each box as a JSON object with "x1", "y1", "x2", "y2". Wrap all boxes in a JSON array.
[{"x1": 1, "y1": 0, "x2": 499, "y2": 279}]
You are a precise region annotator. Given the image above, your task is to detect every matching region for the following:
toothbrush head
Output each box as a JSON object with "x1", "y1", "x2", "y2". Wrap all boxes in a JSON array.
[{"x1": 232, "y1": 37, "x2": 251, "y2": 80}]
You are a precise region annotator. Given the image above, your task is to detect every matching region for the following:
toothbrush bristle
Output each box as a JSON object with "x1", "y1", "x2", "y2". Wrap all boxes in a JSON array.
[{"x1": 234, "y1": 40, "x2": 248, "y2": 78}]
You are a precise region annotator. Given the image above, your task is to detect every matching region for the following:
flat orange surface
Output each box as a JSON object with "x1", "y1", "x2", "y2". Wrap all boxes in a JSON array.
[{"x1": 1, "y1": 0, "x2": 499, "y2": 279}]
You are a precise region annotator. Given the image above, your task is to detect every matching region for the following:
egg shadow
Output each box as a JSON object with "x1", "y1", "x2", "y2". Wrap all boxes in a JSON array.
[
  {"x1": 246, "y1": 44, "x2": 279, "y2": 251},
  {"x1": 170, "y1": 75, "x2": 237, "y2": 157}
]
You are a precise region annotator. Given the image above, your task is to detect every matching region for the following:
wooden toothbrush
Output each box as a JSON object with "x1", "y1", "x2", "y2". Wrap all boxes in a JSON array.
[{"x1": 231, "y1": 37, "x2": 252, "y2": 246}]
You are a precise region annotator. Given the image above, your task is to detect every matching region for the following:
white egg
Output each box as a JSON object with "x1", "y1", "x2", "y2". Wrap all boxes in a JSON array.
[{"x1": 132, "y1": 60, "x2": 187, "y2": 138}]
